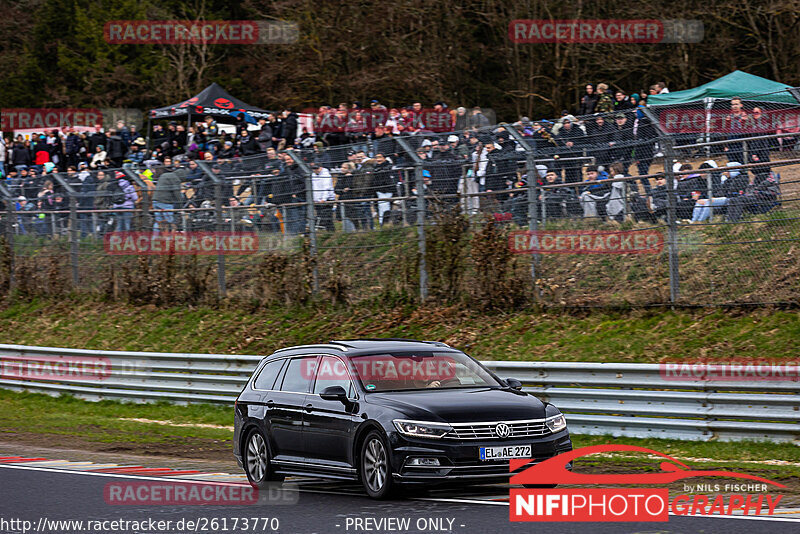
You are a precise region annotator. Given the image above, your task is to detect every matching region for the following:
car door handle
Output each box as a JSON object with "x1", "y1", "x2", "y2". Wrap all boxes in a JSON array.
[{"x1": 304, "y1": 403, "x2": 314, "y2": 412}]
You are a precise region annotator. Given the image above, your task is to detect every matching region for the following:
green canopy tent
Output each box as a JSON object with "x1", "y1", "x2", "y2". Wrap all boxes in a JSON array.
[
  {"x1": 647, "y1": 71, "x2": 800, "y2": 150},
  {"x1": 647, "y1": 70, "x2": 798, "y2": 106}
]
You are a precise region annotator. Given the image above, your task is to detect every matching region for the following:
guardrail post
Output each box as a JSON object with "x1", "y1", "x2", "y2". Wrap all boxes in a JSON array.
[
  {"x1": 287, "y1": 151, "x2": 319, "y2": 295},
  {"x1": 197, "y1": 161, "x2": 226, "y2": 297},
  {"x1": 396, "y1": 138, "x2": 428, "y2": 301}
]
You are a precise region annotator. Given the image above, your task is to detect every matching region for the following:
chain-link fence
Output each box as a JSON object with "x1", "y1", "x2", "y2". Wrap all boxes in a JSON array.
[{"x1": 1, "y1": 88, "x2": 799, "y2": 308}]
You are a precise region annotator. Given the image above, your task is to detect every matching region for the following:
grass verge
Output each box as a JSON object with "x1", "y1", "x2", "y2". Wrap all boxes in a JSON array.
[{"x1": 0, "y1": 299, "x2": 799, "y2": 362}]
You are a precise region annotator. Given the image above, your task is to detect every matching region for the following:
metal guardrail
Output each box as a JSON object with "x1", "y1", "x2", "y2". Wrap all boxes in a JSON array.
[{"x1": 0, "y1": 345, "x2": 796, "y2": 443}]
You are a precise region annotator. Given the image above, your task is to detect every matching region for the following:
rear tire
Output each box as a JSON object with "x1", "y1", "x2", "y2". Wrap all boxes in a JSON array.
[
  {"x1": 360, "y1": 430, "x2": 396, "y2": 499},
  {"x1": 243, "y1": 428, "x2": 284, "y2": 488}
]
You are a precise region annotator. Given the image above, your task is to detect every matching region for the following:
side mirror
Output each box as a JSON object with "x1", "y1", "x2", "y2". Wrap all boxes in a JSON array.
[
  {"x1": 505, "y1": 378, "x2": 523, "y2": 391},
  {"x1": 320, "y1": 385, "x2": 348, "y2": 402}
]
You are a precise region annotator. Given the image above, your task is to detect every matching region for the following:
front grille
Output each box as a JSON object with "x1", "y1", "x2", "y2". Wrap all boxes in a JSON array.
[{"x1": 446, "y1": 420, "x2": 550, "y2": 440}]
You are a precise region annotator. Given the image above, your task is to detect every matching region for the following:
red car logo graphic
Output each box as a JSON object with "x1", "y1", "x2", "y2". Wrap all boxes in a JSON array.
[
  {"x1": 214, "y1": 98, "x2": 234, "y2": 109},
  {"x1": 510, "y1": 444, "x2": 786, "y2": 488}
]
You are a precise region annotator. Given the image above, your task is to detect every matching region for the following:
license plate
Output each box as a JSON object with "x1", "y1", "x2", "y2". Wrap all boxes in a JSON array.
[{"x1": 479, "y1": 445, "x2": 531, "y2": 460}]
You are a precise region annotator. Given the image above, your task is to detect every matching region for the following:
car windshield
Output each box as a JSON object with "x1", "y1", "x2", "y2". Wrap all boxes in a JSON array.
[{"x1": 348, "y1": 351, "x2": 501, "y2": 392}]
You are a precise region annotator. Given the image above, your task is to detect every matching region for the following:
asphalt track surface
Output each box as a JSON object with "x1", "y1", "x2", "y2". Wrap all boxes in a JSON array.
[{"x1": 1, "y1": 462, "x2": 799, "y2": 534}]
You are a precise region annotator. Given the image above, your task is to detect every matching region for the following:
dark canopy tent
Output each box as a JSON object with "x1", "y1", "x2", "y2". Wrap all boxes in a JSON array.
[
  {"x1": 150, "y1": 82, "x2": 272, "y2": 121},
  {"x1": 147, "y1": 83, "x2": 273, "y2": 149}
]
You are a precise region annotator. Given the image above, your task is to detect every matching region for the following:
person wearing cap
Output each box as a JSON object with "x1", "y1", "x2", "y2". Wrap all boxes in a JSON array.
[
  {"x1": 218, "y1": 140, "x2": 236, "y2": 159},
  {"x1": 579, "y1": 164, "x2": 613, "y2": 219},
  {"x1": 608, "y1": 112, "x2": 633, "y2": 175},
  {"x1": 90, "y1": 143, "x2": 107, "y2": 169},
  {"x1": 555, "y1": 118, "x2": 585, "y2": 184},
  {"x1": 108, "y1": 170, "x2": 138, "y2": 232},
  {"x1": 14, "y1": 195, "x2": 34, "y2": 234}
]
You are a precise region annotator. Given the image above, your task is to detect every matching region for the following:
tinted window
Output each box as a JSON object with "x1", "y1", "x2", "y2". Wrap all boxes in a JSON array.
[
  {"x1": 313, "y1": 355, "x2": 355, "y2": 397},
  {"x1": 280, "y1": 356, "x2": 316, "y2": 393},
  {"x1": 253, "y1": 359, "x2": 285, "y2": 390}
]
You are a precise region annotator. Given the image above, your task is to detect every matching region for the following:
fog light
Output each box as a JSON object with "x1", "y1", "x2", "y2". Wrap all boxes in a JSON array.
[{"x1": 407, "y1": 457, "x2": 441, "y2": 466}]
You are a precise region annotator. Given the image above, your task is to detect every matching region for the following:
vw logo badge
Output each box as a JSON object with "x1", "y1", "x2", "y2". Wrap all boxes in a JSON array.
[{"x1": 495, "y1": 423, "x2": 511, "y2": 438}]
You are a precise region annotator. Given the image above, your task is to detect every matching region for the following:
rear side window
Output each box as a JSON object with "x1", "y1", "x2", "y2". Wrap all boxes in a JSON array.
[
  {"x1": 253, "y1": 359, "x2": 285, "y2": 390},
  {"x1": 279, "y1": 356, "x2": 317, "y2": 393}
]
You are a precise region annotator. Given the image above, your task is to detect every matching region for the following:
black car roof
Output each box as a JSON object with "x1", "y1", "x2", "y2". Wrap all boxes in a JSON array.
[{"x1": 269, "y1": 339, "x2": 454, "y2": 357}]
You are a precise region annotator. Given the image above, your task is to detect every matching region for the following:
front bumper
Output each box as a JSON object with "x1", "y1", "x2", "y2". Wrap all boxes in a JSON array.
[{"x1": 388, "y1": 429, "x2": 572, "y2": 484}]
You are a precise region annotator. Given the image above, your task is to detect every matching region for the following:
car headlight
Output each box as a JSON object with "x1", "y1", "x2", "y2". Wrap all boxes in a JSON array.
[
  {"x1": 393, "y1": 419, "x2": 453, "y2": 439},
  {"x1": 546, "y1": 413, "x2": 567, "y2": 433}
]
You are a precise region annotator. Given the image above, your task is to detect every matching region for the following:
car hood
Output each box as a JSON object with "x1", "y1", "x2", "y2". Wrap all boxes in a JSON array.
[{"x1": 367, "y1": 388, "x2": 547, "y2": 423}]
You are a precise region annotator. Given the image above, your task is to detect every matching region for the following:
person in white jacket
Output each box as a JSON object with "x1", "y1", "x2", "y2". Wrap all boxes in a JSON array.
[
  {"x1": 460, "y1": 135, "x2": 485, "y2": 215},
  {"x1": 310, "y1": 162, "x2": 335, "y2": 231},
  {"x1": 0, "y1": 136, "x2": 6, "y2": 177}
]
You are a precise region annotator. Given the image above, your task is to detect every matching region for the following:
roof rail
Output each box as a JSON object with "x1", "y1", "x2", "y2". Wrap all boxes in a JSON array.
[
  {"x1": 330, "y1": 338, "x2": 451, "y2": 348},
  {"x1": 272, "y1": 343, "x2": 351, "y2": 353}
]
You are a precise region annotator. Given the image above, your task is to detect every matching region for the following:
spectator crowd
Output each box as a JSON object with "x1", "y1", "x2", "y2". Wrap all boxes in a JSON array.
[{"x1": 0, "y1": 79, "x2": 784, "y2": 238}]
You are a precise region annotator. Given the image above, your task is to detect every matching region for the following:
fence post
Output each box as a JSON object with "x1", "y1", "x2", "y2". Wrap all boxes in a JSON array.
[
  {"x1": 51, "y1": 173, "x2": 80, "y2": 287},
  {"x1": 287, "y1": 151, "x2": 319, "y2": 295},
  {"x1": 396, "y1": 138, "x2": 428, "y2": 301},
  {"x1": 68, "y1": 194, "x2": 79, "y2": 286},
  {"x1": 662, "y1": 139, "x2": 680, "y2": 304},
  {"x1": 0, "y1": 183, "x2": 15, "y2": 292},
  {"x1": 504, "y1": 124, "x2": 540, "y2": 289},
  {"x1": 196, "y1": 161, "x2": 226, "y2": 297}
]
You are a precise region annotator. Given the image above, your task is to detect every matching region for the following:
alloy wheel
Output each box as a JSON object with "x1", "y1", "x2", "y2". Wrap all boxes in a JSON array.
[
  {"x1": 246, "y1": 432, "x2": 268, "y2": 483},
  {"x1": 363, "y1": 437, "x2": 388, "y2": 493}
]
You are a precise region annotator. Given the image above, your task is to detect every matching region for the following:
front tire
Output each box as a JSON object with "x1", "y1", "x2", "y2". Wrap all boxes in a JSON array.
[
  {"x1": 360, "y1": 431, "x2": 395, "y2": 499},
  {"x1": 243, "y1": 428, "x2": 284, "y2": 488}
]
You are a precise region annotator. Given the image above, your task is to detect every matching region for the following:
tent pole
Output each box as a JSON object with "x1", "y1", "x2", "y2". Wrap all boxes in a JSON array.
[
  {"x1": 146, "y1": 115, "x2": 152, "y2": 152},
  {"x1": 704, "y1": 97, "x2": 714, "y2": 158}
]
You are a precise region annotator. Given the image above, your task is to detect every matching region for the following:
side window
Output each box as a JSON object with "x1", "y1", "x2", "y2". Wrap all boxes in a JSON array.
[
  {"x1": 253, "y1": 359, "x2": 285, "y2": 390},
  {"x1": 279, "y1": 356, "x2": 317, "y2": 393},
  {"x1": 314, "y1": 355, "x2": 355, "y2": 397}
]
